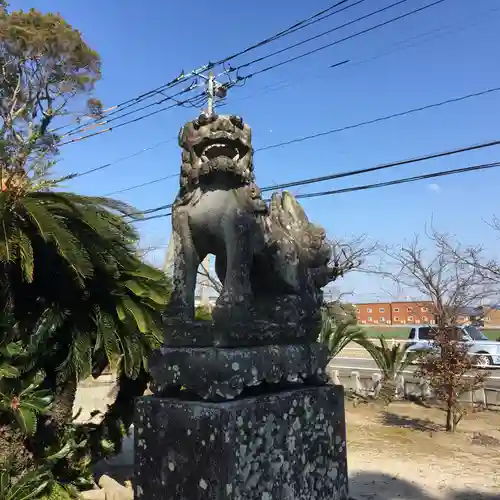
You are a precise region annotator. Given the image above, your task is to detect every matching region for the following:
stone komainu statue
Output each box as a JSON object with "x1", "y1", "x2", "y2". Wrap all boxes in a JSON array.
[{"x1": 167, "y1": 112, "x2": 341, "y2": 326}]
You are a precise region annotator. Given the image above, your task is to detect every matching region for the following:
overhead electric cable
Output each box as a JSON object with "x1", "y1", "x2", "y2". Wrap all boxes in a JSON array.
[
  {"x1": 293, "y1": 160, "x2": 500, "y2": 199},
  {"x1": 74, "y1": 138, "x2": 176, "y2": 178},
  {"x1": 232, "y1": 0, "x2": 444, "y2": 81},
  {"x1": 233, "y1": 4, "x2": 500, "y2": 104},
  {"x1": 61, "y1": 85, "x2": 199, "y2": 139},
  {"x1": 58, "y1": 2, "x2": 443, "y2": 147},
  {"x1": 255, "y1": 86, "x2": 500, "y2": 152},
  {"x1": 103, "y1": 173, "x2": 179, "y2": 197},
  {"x1": 126, "y1": 137, "x2": 500, "y2": 218},
  {"x1": 53, "y1": 0, "x2": 353, "y2": 137},
  {"x1": 128, "y1": 159, "x2": 500, "y2": 223},
  {"x1": 95, "y1": 85, "x2": 500, "y2": 190},
  {"x1": 59, "y1": 92, "x2": 205, "y2": 147},
  {"x1": 201, "y1": 0, "x2": 352, "y2": 67},
  {"x1": 231, "y1": 0, "x2": 415, "y2": 73}
]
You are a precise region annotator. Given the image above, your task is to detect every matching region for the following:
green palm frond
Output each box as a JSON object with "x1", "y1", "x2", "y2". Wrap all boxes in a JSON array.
[
  {"x1": 14, "y1": 231, "x2": 34, "y2": 283},
  {"x1": 0, "y1": 371, "x2": 52, "y2": 436},
  {"x1": 95, "y1": 310, "x2": 121, "y2": 364},
  {"x1": 0, "y1": 465, "x2": 53, "y2": 500},
  {"x1": 318, "y1": 310, "x2": 368, "y2": 359},
  {"x1": 358, "y1": 335, "x2": 416, "y2": 380}
]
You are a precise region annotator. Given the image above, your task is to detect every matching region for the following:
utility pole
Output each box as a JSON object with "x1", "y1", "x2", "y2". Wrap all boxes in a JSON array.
[
  {"x1": 197, "y1": 70, "x2": 227, "y2": 117},
  {"x1": 206, "y1": 71, "x2": 214, "y2": 116}
]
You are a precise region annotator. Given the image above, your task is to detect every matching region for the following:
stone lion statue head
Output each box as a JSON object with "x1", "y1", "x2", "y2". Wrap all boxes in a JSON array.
[{"x1": 178, "y1": 113, "x2": 255, "y2": 193}]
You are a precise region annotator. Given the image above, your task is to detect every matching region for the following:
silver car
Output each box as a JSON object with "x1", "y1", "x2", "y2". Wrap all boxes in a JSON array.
[{"x1": 406, "y1": 324, "x2": 500, "y2": 368}]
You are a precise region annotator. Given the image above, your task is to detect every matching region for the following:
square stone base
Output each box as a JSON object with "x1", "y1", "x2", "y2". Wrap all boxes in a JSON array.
[{"x1": 134, "y1": 386, "x2": 348, "y2": 499}]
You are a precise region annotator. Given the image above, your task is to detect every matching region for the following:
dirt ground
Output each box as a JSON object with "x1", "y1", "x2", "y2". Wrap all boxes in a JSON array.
[{"x1": 347, "y1": 401, "x2": 500, "y2": 500}]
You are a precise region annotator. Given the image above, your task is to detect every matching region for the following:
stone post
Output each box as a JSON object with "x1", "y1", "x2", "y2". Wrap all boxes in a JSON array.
[{"x1": 134, "y1": 320, "x2": 349, "y2": 499}]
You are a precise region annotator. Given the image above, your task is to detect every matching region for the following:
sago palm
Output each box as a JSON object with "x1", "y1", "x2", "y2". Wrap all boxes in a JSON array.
[
  {"x1": 318, "y1": 309, "x2": 369, "y2": 359},
  {"x1": 358, "y1": 335, "x2": 417, "y2": 402},
  {"x1": 0, "y1": 180, "x2": 170, "y2": 434}
]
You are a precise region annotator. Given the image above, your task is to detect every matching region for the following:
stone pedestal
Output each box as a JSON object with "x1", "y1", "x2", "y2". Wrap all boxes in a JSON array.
[{"x1": 134, "y1": 385, "x2": 348, "y2": 500}]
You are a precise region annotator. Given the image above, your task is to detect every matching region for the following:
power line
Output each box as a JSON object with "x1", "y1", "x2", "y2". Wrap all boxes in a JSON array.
[
  {"x1": 231, "y1": 0, "x2": 414, "y2": 74},
  {"x1": 133, "y1": 212, "x2": 172, "y2": 223},
  {"x1": 61, "y1": 85, "x2": 200, "y2": 139},
  {"x1": 95, "y1": 84, "x2": 500, "y2": 191},
  {"x1": 211, "y1": 0, "x2": 351, "y2": 66},
  {"x1": 73, "y1": 138, "x2": 176, "y2": 179},
  {"x1": 255, "y1": 86, "x2": 500, "y2": 152},
  {"x1": 259, "y1": 139, "x2": 500, "y2": 193},
  {"x1": 270, "y1": 0, "x2": 367, "y2": 38},
  {"x1": 294, "y1": 160, "x2": 500, "y2": 199},
  {"x1": 129, "y1": 160, "x2": 500, "y2": 223},
  {"x1": 51, "y1": 66, "x2": 209, "y2": 136},
  {"x1": 103, "y1": 173, "x2": 179, "y2": 197},
  {"x1": 54, "y1": 0, "x2": 352, "y2": 138},
  {"x1": 231, "y1": 0, "x2": 444, "y2": 82},
  {"x1": 69, "y1": 9, "x2": 497, "y2": 184},
  {"x1": 58, "y1": 91, "x2": 205, "y2": 147},
  {"x1": 233, "y1": 4, "x2": 500, "y2": 105},
  {"x1": 126, "y1": 137, "x2": 500, "y2": 218},
  {"x1": 59, "y1": 1, "x2": 443, "y2": 147}
]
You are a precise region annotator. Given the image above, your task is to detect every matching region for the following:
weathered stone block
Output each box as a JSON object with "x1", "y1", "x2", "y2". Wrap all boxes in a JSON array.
[
  {"x1": 162, "y1": 317, "x2": 319, "y2": 347},
  {"x1": 134, "y1": 386, "x2": 348, "y2": 500},
  {"x1": 149, "y1": 343, "x2": 328, "y2": 400}
]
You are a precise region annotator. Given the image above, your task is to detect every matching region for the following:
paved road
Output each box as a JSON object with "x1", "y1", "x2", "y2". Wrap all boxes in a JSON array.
[{"x1": 329, "y1": 356, "x2": 500, "y2": 388}]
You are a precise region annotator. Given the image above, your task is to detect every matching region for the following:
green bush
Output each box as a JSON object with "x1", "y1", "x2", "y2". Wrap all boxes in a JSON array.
[
  {"x1": 195, "y1": 305, "x2": 212, "y2": 321},
  {"x1": 39, "y1": 482, "x2": 72, "y2": 500}
]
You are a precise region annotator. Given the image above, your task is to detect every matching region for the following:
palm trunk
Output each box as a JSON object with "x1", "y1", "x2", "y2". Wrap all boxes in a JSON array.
[
  {"x1": 30, "y1": 367, "x2": 78, "y2": 463},
  {"x1": 47, "y1": 370, "x2": 78, "y2": 428}
]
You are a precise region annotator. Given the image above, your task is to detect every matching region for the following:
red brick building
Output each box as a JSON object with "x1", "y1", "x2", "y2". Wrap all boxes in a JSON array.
[
  {"x1": 355, "y1": 302, "x2": 392, "y2": 325},
  {"x1": 355, "y1": 301, "x2": 435, "y2": 325}
]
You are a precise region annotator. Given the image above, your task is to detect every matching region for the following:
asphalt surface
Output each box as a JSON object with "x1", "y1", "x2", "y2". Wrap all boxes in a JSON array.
[{"x1": 329, "y1": 356, "x2": 500, "y2": 388}]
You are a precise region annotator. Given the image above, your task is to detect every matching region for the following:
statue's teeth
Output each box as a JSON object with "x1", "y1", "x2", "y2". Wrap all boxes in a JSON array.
[
  {"x1": 232, "y1": 153, "x2": 239, "y2": 161},
  {"x1": 201, "y1": 154, "x2": 208, "y2": 162}
]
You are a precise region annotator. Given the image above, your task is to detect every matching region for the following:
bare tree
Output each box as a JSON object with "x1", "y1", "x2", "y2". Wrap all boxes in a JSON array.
[
  {"x1": 328, "y1": 234, "x2": 379, "y2": 277},
  {"x1": 381, "y1": 230, "x2": 494, "y2": 327},
  {"x1": 381, "y1": 229, "x2": 493, "y2": 431},
  {"x1": 415, "y1": 327, "x2": 489, "y2": 432},
  {"x1": 197, "y1": 260, "x2": 222, "y2": 294},
  {"x1": 434, "y1": 217, "x2": 500, "y2": 296},
  {"x1": 195, "y1": 235, "x2": 378, "y2": 299}
]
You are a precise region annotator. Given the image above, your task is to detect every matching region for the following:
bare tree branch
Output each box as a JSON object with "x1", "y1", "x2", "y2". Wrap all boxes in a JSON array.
[
  {"x1": 328, "y1": 234, "x2": 379, "y2": 277},
  {"x1": 379, "y1": 229, "x2": 495, "y2": 327},
  {"x1": 197, "y1": 261, "x2": 222, "y2": 294}
]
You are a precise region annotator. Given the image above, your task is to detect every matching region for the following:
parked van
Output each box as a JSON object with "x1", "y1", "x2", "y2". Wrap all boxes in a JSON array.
[{"x1": 406, "y1": 324, "x2": 500, "y2": 368}]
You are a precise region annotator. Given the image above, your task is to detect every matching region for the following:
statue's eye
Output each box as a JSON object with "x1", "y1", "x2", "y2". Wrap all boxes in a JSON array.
[
  {"x1": 198, "y1": 113, "x2": 209, "y2": 126},
  {"x1": 192, "y1": 119, "x2": 200, "y2": 130},
  {"x1": 230, "y1": 115, "x2": 244, "y2": 129}
]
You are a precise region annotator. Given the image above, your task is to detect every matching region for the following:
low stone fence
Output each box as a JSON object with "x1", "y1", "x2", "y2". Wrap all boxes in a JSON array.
[
  {"x1": 328, "y1": 368, "x2": 500, "y2": 410},
  {"x1": 74, "y1": 373, "x2": 117, "y2": 423}
]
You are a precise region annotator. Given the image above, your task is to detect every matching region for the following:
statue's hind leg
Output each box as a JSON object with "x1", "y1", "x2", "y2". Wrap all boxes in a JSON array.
[{"x1": 166, "y1": 208, "x2": 200, "y2": 320}]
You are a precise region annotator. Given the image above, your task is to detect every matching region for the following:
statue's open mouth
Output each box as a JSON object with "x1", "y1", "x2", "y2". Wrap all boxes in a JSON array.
[{"x1": 194, "y1": 137, "x2": 249, "y2": 163}]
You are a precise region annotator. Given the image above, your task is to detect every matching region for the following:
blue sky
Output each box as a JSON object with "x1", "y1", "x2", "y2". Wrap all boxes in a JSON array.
[{"x1": 11, "y1": 0, "x2": 500, "y2": 301}]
